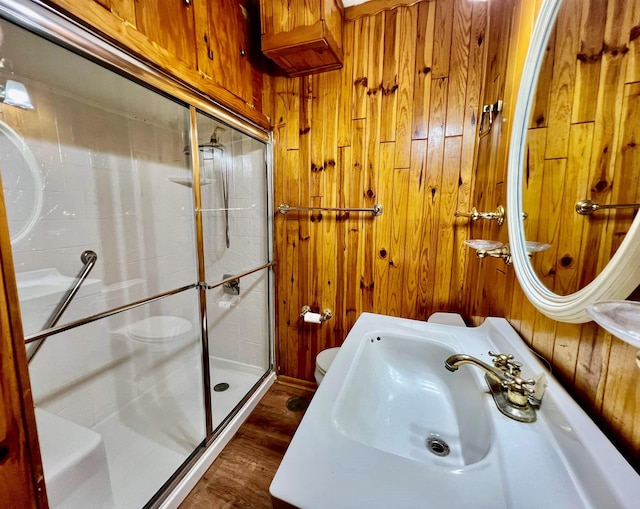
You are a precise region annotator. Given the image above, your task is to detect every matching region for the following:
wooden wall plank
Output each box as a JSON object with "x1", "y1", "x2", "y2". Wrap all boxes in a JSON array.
[
  {"x1": 338, "y1": 21, "x2": 355, "y2": 148},
  {"x1": 352, "y1": 16, "x2": 371, "y2": 121},
  {"x1": 444, "y1": 0, "x2": 473, "y2": 138},
  {"x1": 434, "y1": 136, "x2": 462, "y2": 310},
  {"x1": 374, "y1": 143, "x2": 396, "y2": 315},
  {"x1": 387, "y1": 168, "x2": 410, "y2": 315},
  {"x1": 431, "y1": 0, "x2": 454, "y2": 78},
  {"x1": 555, "y1": 123, "x2": 593, "y2": 295},
  {"x1": 572, "y1": 0, "x2": 606, "y2": 124},
  {"x1": 393, "y1": 6, "x2": 418, "y2": 168},
  {"x1": 401, "y1": 139, "x2": 428, "y2": 316},
  {"x1": 411, "y1": 1, "x2": 436, "y2": 140},
  {"x1": 626, "y1": 0, "x2": 640, "y2": 83},
  {"x1": 380, "y1": 9, "x2": 399, "y2": 143},
  {"x1": 543, "y1": 0, "x2": 581, "y2": 159}
]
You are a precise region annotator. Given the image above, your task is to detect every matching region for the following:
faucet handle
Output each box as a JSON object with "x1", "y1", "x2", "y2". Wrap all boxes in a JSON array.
[
  {"x1": 489, "y1": 351, "x2": 522, "y2": 375},
  {"x1": 505, "y1": 375, "x2": 536, "y2": 395}
]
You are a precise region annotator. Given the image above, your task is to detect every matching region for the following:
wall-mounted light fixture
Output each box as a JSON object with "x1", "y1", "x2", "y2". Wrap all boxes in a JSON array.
[
  {"x1": 0, "y1": 58, "x2": 34, "y2": 110},
  {"x1": 0, "y1": 79, "x2": 34, "y2": 110}
]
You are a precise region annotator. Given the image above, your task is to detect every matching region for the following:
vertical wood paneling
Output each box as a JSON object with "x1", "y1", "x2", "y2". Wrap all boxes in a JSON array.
[
  {"x1": 412, "y1": 1, "x2": 436, "y2": 140},
  {"x1": 431, "y1": 0, "x2": 454, "y2": 78},
  {"x1": 272, "y1": 0, "x2": 486, "y2": 380},
  {"x1": 387, "y1": 168, "x2": 410, "y2": 315},
  {"x1": 338, "y1": 21, "x2": 355, "y2": 148},
  {"x1": 373, "y1": 143, "x2": 396, "y2": 315},
  {"x1": 269, "y1": 0, "x2": 640, "y2": 472},
  {"x1": 380, "y1": 9, "x2": 399, "y2": 142},
  {"x1": 445, "y1": 0, "x2": 473, "y2": 138},
  {"x1": 394, "y1": 7, "x2": 417, "y2": 168}
]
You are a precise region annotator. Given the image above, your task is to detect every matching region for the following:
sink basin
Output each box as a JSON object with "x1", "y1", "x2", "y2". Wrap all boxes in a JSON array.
[
  {"x1": 333, "y1": 333, "x2": 491, "y2": 467},
  {"x1": 270, "y1": 313, "x2": 640, "y2": 509}
]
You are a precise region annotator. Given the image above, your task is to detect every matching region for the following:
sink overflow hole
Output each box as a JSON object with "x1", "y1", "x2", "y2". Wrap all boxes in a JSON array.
[
  {"x1": 426, "y1": 435, "x2": 450, "y2": 457},
  {"x1": 213, "y1": 382, "x2": 230, "y2": 392}
]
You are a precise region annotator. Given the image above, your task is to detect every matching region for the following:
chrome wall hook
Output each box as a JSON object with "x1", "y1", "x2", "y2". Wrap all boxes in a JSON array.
[{"x1": 478, "y1": 100, "x2": 503, "y2": 138}]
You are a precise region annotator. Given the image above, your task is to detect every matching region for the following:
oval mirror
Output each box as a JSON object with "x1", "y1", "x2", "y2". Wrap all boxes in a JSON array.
[
  {"x1": 0, "y1": 119, "x2": 42, "y2": 245},
  {"x1": 507, "y1": 0, "x2": 640, "y2": 323}
]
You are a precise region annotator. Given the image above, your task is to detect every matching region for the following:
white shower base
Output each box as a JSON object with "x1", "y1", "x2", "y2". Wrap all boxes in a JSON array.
[{"x1": 90, "y1": 356, "x2": 267, "y2": 509}]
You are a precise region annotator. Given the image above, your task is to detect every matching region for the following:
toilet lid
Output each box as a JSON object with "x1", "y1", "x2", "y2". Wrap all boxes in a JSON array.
[
  {"x1": 316, "y1": 347, "x2": 340, "y2": 373},
  {"x1": 127, "y1": 316, "x2": 192, "y2": 342}
]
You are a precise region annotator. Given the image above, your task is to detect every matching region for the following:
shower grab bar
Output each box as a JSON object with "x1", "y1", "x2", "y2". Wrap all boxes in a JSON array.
[
  {"x1": 27, "y1": 250, "x2": 97, "y2": 363},
  {"x1": 24, "y1": 262, "x2": 275, "y2": 346},
  {"x1": 277, "y1": 203, "x2": 383, "y2": 217},
  {"x1": 575, "y1": 199, "x2": 640, "y2": 215},
  {"x1": 206, "y1": 261, "x2": 276, "y2": 290},
  {"x1": 25, "y1": 283, "x2": 196, "y2": 345}
]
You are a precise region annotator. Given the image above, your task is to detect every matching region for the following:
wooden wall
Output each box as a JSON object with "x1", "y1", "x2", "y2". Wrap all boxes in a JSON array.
[
  {"x1": 464, "y1": 0, "x2": 640, "y2": 469},
  {"x1": 264, "y1": 0, "x2": 489, "y2": 382},
  {"x1": 266, "y1": 0, "x2": 640, "y2": 470}
]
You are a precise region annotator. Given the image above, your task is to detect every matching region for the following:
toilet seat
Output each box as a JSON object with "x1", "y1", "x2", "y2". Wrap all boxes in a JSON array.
[
  {"x1": 126, "y1": 315, "x2": 192, "y2": 343},
  {"x1": 316, "y1": 347, "x2": 340, "y2": 375}
]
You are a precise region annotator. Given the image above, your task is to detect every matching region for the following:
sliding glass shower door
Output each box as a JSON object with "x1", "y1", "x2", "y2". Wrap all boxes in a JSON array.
[
  {"x1": 0, "y1": 8, "x2": 272, "y2": 508},
  {"x1": 194, "y1": 110, "x2": 272, "y2": 431}
]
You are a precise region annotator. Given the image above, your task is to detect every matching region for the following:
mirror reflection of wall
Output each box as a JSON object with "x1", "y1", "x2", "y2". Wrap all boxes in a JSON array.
[{"x1": 523, "y1": 0, "x2": 640, "y2": 296}]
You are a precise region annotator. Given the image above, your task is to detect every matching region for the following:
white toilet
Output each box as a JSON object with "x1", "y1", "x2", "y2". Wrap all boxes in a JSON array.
[{"x1": 314, "y1": 347, "x2": 340, "y2": 385}]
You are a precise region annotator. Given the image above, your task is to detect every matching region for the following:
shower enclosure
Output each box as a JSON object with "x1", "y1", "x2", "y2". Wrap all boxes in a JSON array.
[{"x1": 0, "y1": 2, "x2": 273, "y2": 508}]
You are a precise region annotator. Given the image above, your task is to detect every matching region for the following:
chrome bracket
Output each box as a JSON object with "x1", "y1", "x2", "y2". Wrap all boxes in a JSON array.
[
  {"x1": 476, "y1": 244, "x2": 512, "y2": 265},
  {"x1": 455, "y1": 205, "x2": 505, "y2": 225}
]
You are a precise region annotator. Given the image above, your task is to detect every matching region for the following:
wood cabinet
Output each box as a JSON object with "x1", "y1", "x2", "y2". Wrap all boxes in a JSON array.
[
  {"x1": 43, "y1": 0, "x2": 269, "y2": 128},
  {"x1": 194, "y1": 0, "x2": 263, "y2": 111},
  {"x1": 259, "y1": 0, "x2": 344, "y2": 77},
  {"x1": 134, "y1": 0, "x2": 198, "y2": 69}
]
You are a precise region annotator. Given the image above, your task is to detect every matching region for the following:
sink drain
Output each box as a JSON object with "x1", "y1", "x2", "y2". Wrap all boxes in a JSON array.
[
  {"x1": 213, "y1": 382, "x2": 230, "y2": 392},
  {"x1": 426, "y1": 435, "x2": 450, "y2": 457}
]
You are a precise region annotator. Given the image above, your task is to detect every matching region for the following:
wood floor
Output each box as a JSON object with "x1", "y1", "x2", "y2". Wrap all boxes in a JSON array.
[{"x1": 179, "y1": 382, "x2": 314, "y2": 509}]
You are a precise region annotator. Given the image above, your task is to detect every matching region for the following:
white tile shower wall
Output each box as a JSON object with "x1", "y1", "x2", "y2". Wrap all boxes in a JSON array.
[
  {"x1": 4, "y1": 80, "x2": 201, "y2": 425},
  {"x1": 201, "y1": 130, "x2": 268, "y2": 368}
]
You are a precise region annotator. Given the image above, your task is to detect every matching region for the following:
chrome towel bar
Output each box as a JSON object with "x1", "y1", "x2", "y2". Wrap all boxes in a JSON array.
[
  {"x1": 277, "y1": 203, "x2": 383, "y2": 216},
  {"x1": 575, "y1": 199, "x2": 640, "y2": 215}
]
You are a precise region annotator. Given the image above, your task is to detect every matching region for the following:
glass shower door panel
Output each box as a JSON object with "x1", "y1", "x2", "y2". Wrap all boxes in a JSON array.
[
  {"x1": 207, "y1": 269, "x2": 270, "y2": 429},
  {"x1": 195, "y1": 109, "x2": 271, "y2": 427},
  {"x1": 27, "y1": 290, "x2": 205, "y2": 508},
  {"x1": 195, "y1": 111, "x2": 270, "y2": 282},
  {"x1": 0, "y1": 18, "x2": 198, "y2": 337}
]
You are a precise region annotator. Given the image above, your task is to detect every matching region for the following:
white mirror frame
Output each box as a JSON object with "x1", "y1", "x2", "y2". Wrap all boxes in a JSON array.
[
  {"x1": 506, "y1": 0, "x2": 640, "y2": 323},
  {"x1": 0, "y1": 119, "x2": 43, "y2": 245}
]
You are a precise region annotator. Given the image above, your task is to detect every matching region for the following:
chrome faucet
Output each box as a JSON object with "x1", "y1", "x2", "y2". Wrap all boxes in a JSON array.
[{"x1": 445, "y1": 352, "x2": 538, "y2": 423}]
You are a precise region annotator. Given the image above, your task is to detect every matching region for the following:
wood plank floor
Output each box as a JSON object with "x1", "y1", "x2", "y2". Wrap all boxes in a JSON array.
[{"x1": 179, "y1": 382, "x2": 314, "y2": 509}]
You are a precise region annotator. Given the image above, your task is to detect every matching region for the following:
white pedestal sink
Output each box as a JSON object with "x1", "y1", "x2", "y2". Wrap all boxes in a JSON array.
[{"x1": 270, "y1": 313, "x2": 640, "y2": 509}]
